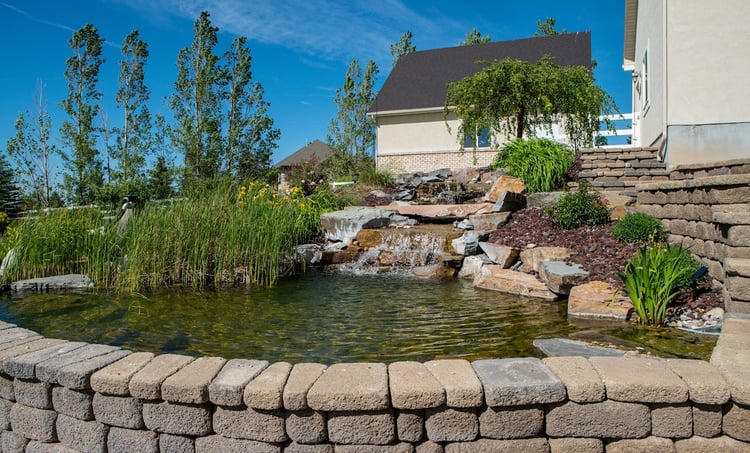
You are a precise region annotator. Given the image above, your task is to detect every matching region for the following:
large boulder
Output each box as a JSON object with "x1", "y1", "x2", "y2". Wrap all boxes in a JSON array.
[
  {"x1": 473, "y1": 266, "x2": 558, "y2": 300},
  {"x1": 11, "y1": 274, "x2": 95, "y2": 292},
  {"x1": 458, "y1": 255, "x2": 493, "y2": 279},
  {"x1": 467, "y1": 212, "x2": 511, "y2": 231},
  {"x1": 478, "y1": 242, "x2": 520, "y2": 268},
  {"x1": 519, "y1": 247, "x2": 573, "y2": 273},
  {"x1": 538, "y1": 261, "x2": 589, "y2": 295},
  {"x1": 320, "y1": 207, "x2": 394, "y2": 244},
  {"x1": 567, "y1": 281, "x2": 633, "y2": 320},
  {"x1": 382, "y1": 203, "x2": 493, "y2": 220},
  {"x1": 491, "y1": 191, "x2": 527, "y2": 213},
  {"x1": 451, "y1": 231, "x2": 481, "y2": 256},
  {"x1": 484, "y1": 175, "x2": 526, "y2": 203}
]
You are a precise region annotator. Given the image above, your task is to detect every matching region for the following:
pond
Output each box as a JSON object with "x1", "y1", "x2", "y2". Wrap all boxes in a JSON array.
[{"x1": 0, "y1": 271, "x2": 716, "y2": 364}]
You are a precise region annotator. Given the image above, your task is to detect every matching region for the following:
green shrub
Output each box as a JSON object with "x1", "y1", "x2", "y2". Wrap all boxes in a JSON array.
[
  {"x1": 612, "y1": 212, "x2": 664, "y2": 244},
  {"x1": 617, "y1": 243, "x2": 699, "y2": 326},
  {"x1": 492, "y1": 138, "x2": 574, "y2": 193},
  {"x1": 544, "y1": 182, "x2": 609, "y2": 229}
]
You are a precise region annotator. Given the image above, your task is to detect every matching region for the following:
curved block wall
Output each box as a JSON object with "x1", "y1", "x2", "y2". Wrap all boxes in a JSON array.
[{"x1": 0, "y1": 314, "x2": 749, "y2": 452}]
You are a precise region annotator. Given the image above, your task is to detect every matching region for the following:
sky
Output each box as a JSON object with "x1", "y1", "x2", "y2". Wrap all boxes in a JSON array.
[{"x1": 0, "y1": 0, "x2": 632, "y2": 176}]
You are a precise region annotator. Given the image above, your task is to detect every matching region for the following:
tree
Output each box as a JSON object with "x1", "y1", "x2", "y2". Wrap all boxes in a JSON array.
[
  {"x1": 0, "y1": 154, "x2": 20, "y2": 217},
  {"x1": 390, "y1": 31, "x2": 416, "y2": 68},
  {"x1": 327, "y1": 59, "x2": 379, "y2": 176},
  {"x1": 170, "y1": 11, "x2": 225, "y2": 188},
  {"x1": 5, "y1": 81, "x2": 57, "y2": 208},
  {"x1": 535, "y1": 17, "x2": 567, "y2": 36},
  {"x1": 446, "y1": 56, "x2": 617, "y2": 147},
  {"x1": 461, "y1": 28, "x2": 491, "y2": 45},
  {"x1": 224, "y1": 36, "x2": 280, "y2": 178},
  {"x1": 147, "y1": 156, "x2": 174, "y2": 199},
  {"x1": 59, "y1": 23, "x2": 105, "y2": 205},
  {"x1": 115, "y1": 29, "x2": 152, "y2": 190}
]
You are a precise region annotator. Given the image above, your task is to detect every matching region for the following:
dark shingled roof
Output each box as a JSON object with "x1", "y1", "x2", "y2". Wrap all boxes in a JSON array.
[
  {"x1": 275, "y1": 139, "x2": 335, "y2": 168},
  {"x1": 369, "y1": 32, "x2": 592, "y2": 114}
]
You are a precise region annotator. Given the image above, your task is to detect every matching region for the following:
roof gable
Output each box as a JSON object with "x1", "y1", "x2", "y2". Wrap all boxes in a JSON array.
[
  {"x1": 369, "y1": 32, "x2": 592, "y2": 114},
  {"x1": 275, "y1": 140, "x2": 334, "y2": 168}
]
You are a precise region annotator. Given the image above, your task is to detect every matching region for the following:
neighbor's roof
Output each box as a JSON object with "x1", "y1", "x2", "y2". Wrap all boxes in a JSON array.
[
  {"x1": 275, "y1": 139, "x2": 335, "y2": 167},
  {"x1": 368, "y1": 31, "x2": 592, "y2": 115}
]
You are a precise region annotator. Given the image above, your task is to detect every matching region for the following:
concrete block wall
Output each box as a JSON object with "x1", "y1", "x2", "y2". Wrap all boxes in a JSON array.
[
  {"x1": 0, "y1": 316, "x2": 749, "y2": 452},
  {"x1": 633, "y1": 159, "x2": 750, "y2": 314}
]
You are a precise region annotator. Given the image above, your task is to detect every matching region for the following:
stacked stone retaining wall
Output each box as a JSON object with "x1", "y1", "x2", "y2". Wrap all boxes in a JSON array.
[
  {"x1": 578, "y1": 146, "x2": 666, "y2": 191},
  {"x1": 0, "y1": 316, "x2": 748, "y2": 453}
]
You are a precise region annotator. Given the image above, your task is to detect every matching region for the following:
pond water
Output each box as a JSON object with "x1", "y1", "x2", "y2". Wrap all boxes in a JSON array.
[{"x1": 0, "y1": 271, "x2": 716, "y2": 364}]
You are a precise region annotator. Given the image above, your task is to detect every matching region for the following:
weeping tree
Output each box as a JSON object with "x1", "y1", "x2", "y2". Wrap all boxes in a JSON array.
[{"x1": 445, "y1": 55, "x2": 616, "y2": 149}]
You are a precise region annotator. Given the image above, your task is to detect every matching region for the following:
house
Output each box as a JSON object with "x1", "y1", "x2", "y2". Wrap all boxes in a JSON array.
[
  {"x1": 275, "y1": 139, "x2": 334, "y2": 190},
  {"x1": 623, "y1": 0, "x2": 750, "y2": 167},
  {"x1": 367, "y1": 32, "x2": 592, "y2": 174}
]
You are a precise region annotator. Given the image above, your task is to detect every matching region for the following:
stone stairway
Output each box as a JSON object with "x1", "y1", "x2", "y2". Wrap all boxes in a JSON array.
[{"x1": 577, "y1": 146, "x2": 667, "y2": 194}]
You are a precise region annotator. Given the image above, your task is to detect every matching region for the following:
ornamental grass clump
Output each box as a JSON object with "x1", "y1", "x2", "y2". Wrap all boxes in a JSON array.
[
  {"x1": 612, "y1": 212, "x2": 664, "y2": 244},
  {"x1": 617, "y1": 242, "x2": 699, "y2": 326},
  {"x1": 492, "y1": 138, "x2": 574, "y2": 194},
  {"x1": 544, "y1": 181, "x2": 610, "y2": 229}
]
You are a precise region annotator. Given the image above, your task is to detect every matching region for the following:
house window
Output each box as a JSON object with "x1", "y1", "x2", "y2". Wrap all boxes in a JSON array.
[
  {"x1": 463, "y1": 127, "x2": 491, "y2": 148},
  {"x1": 641, "y1": 45, "x2": 650, "y2": 110}
]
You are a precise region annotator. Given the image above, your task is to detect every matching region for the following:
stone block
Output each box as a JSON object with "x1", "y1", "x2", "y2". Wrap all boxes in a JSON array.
[
  {"x1": 478, "y1": 405, "x2": 543, "y2": 439},
  {"x1": 396, "y1": 410, "x2": 423, "y2": 442},
  {"x1": 589, "y1": 356, "x2": 689, "y2": 403},
  {"x1": 327, "y1": 410, "x2": 395, "y2": 445},
  {"x1": 142, "y1": 401, "x2": 212, "y2": 436},
  {"x1": 4, "y1": 342, "x2": 86, "y2": 380},
  {"x1": 468, "y1": 212, "x2": 510, "y2": 231},
  {"x1": 90, "y1": 351, "x2": 154, "y2": 396},
  {"x1": 0, "y1": 373, "x2": 13, "y2": 400},
  {"x1": 129, "y1": 354, "x2": 194, "y2": 400},
  {"x1": 723, "y1": 402, "x2": 750, "y2": 442},
  {"x1": 567, "y1": 281, "x2": 633, "y2": 320},
  {"x1": 35, "y1": 343, "x2": 122, "y2": 384},
  {"x1": 425, "y1": 407, "x2": 478, "y2": 442},
  {"x1": 519, "y1": 246, "x2": 572, "y2": 273},
  {"x1": 674, "y1": 435, "x2": 750, "y2": 452},
  {"x1": 283, "y1": 363, "x2": 326, "y2": 411},
  {"x1": 0, "y1": 398, "x2": 12, "y2": 429},
  {"x1": 477, "y1": 243, "x2": 519, "y2": 268},
  {"x1": 307, "y1": 362, "x2": 389, "y2": 411},
  {"x1": 693, "y1": 403, "x2": 723, "y2": 438},
  {"x1": 472, "y1": 358, "x2": 565, "y2": 406},
  {"x1": 213, "y1": 405, "x2": 286, "y2": 442},
  {"x1": 335, "y1": 444, "x2": 414, "y2": 453},
  {"x1": 473, "y1": 266, "x2": 558, "y2": 300},
  {"x1": 545, "y1": 400, "x2": 650, "y2": 438},
  {"x1": 9, "y1": 403, "x2": 57, "y2": 442},
  {"x1": 538, "y1": 261, "x2": 589, "y2": 295},
  {"x1": 665, "y1": 359, "x2": 730, "y2": 404},
  {"x1": 107, "y1": 427, "x2": 158, "y2": 453},
  {"x1": 415, "y1": 440, "x2": 443, "y2": 453},
  {"x1": 209, "y1": 358, "x2": 268, "y2": 407},
  {"x1": 51, "y1": 388, "x2": 94, "y2": 424},
  {"x1": 92, "y1": 393, "x2": 144, "y2": 429},
  {"x1": 651, "y1": 403, "x2": 692, "y2": 438},
  {"x1": 605, "y1": 437, "x2": 675, "y2": 452},
  {"x1": 484, "y1": 175, "x2": 526, "y2": 202},
  {"x1": 542, "y1": 357, "x2": 605, "y2": 403},
  {"x1": 158, "y1": 433, "x2": 195, "y2": 453},
  {"x1": 0, "y1": 328, "x2": 38, "y2": 346},
  {"x1": 412, "y1": 264, "x2": 457, "y2": 280},
  {"x1": 55, "y1": 413, "x2": 108, "y2": 453},
  {"x1": 13, "y1": 378, "x2": 52, "y2": 409},
  {"x1": 244, "y1": 361, "x2": 292, "y2": 410},
  {"x1": 548, "y1": 437, "x2": 603, "y2": 453},
  {"x1": 443, "y1": 438, "x2": 549, "y2": 453},
  {"x1": 491, "y1": 191, "x2": 527, "y2": 213},
  {"x1": 452, "y1": 231, "x2": 480, "y2": 256},
  {"x1": 1, "y1": 429, "x2": 29, "y2": 453},
  {"x1": 194, "y1": 434, "x2": 280, "y2": 453},
  {"x1": 726, "y1": 276, "x2": 750, "y2": 301},
  {"x1": 424, "y1": 360, "x2": 483, "y2": 408},
  {"x1": 161, "y1": 356, "x2": 226, "y2": 404},
  {"x1": 285, "y1": 409, "x2": 327, "y2": 444},
  {"x1": 0, "y1": 338, "x2": 64, "y2": 371},
  {"x1": 389, "y1": 361, "x2": 445, "y2": 409},
  {"x1": 537, "y1": 339, "x2": 623, "y2": 358},
  {"x1": 457, "y1": 255, "x2": 491, "y2": 280},
  {"x1": 725, "y1": 258, "x2": 750, "y2": 277},
  {"x1": 56, "y1": 349, "x2": 132, "y2": 390},
  {"x1": 285, "y1": 443, "x2": 334, "y2": 453},
  {"x1": 24, "y1": 440, "x2": 80, "y2": 452}
]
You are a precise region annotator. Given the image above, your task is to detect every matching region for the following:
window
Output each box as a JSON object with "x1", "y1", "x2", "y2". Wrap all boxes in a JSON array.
[
  {"x1": 641, "y1": 44, "x2": 650, "y2": 110},
  {"x1": 463, "y1": 127, "x2": 491, "y2": 148}
]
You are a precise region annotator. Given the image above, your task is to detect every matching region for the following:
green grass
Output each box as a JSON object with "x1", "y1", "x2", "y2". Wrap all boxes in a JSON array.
[{"x1": 492, "y1": 138, "x2": 574, "y2": 193}]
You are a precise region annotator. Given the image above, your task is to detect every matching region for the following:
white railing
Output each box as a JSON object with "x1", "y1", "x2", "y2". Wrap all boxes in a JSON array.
[{"x1": 543, "y1": 113, "x2": 636, "y2": 148}]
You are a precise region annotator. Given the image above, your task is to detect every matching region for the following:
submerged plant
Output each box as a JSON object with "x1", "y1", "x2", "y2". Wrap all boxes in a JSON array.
[{"x1": 617, "y1": 242, "x2": 697, "y2": 326}]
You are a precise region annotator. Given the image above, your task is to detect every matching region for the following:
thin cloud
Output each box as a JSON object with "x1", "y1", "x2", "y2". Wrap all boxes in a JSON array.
[{"x1": 113, "y1": 0, "x2": 465, "y2": 64}]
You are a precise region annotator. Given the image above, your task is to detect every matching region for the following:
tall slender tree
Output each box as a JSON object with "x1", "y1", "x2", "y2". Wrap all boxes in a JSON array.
[
  {"x1": 5, "y1": 81, "x2": 57, "y2": 208},
  {"x1": 115, "y1": 29, "x2": 152, "y2": 190},
  {"x1": 0, "y1": 154, "x2": 20, "y2": 217},
  {"x1": 327, "y1": 59, "x2": 379, "y2": 171},
  {"x1": 170, "y1": 11, "x2": 225, "y2": 187},
  {"x1": 59, "y1": 23, "x2": 105, "y2": 205},
  {"x1": 224, "y1": 36, "x2": 280, "y2": 178},
  {"x1": 390, "y1": 31, "x2": 416, "y2": 68}
]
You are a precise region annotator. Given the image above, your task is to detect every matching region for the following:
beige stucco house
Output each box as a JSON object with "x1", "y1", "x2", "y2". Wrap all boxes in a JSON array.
[
  {"x1": 624, "y1": 0, "x2": 750, "y2": 167},
  {"x1": 367, "y1": 33, "x2": 592, "y2": 174}
]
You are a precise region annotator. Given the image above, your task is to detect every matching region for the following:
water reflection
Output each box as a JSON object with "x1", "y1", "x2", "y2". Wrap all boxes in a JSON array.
[{"x1": 0, "y1": 271, "x2": 716, "y2": 363}]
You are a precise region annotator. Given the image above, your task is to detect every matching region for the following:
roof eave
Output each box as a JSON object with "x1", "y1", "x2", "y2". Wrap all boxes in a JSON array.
[
  {"x1": 623, "y1": 0, "x2": 639, "y2": 64},
  {"x1": 367, "y1": 106, "x2": 449, "y2": 118}
]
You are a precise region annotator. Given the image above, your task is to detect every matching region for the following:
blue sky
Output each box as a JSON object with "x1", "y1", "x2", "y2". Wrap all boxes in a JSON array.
[{"x1": 0, "y1": 0, "x2": 631, "y2": 174}]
